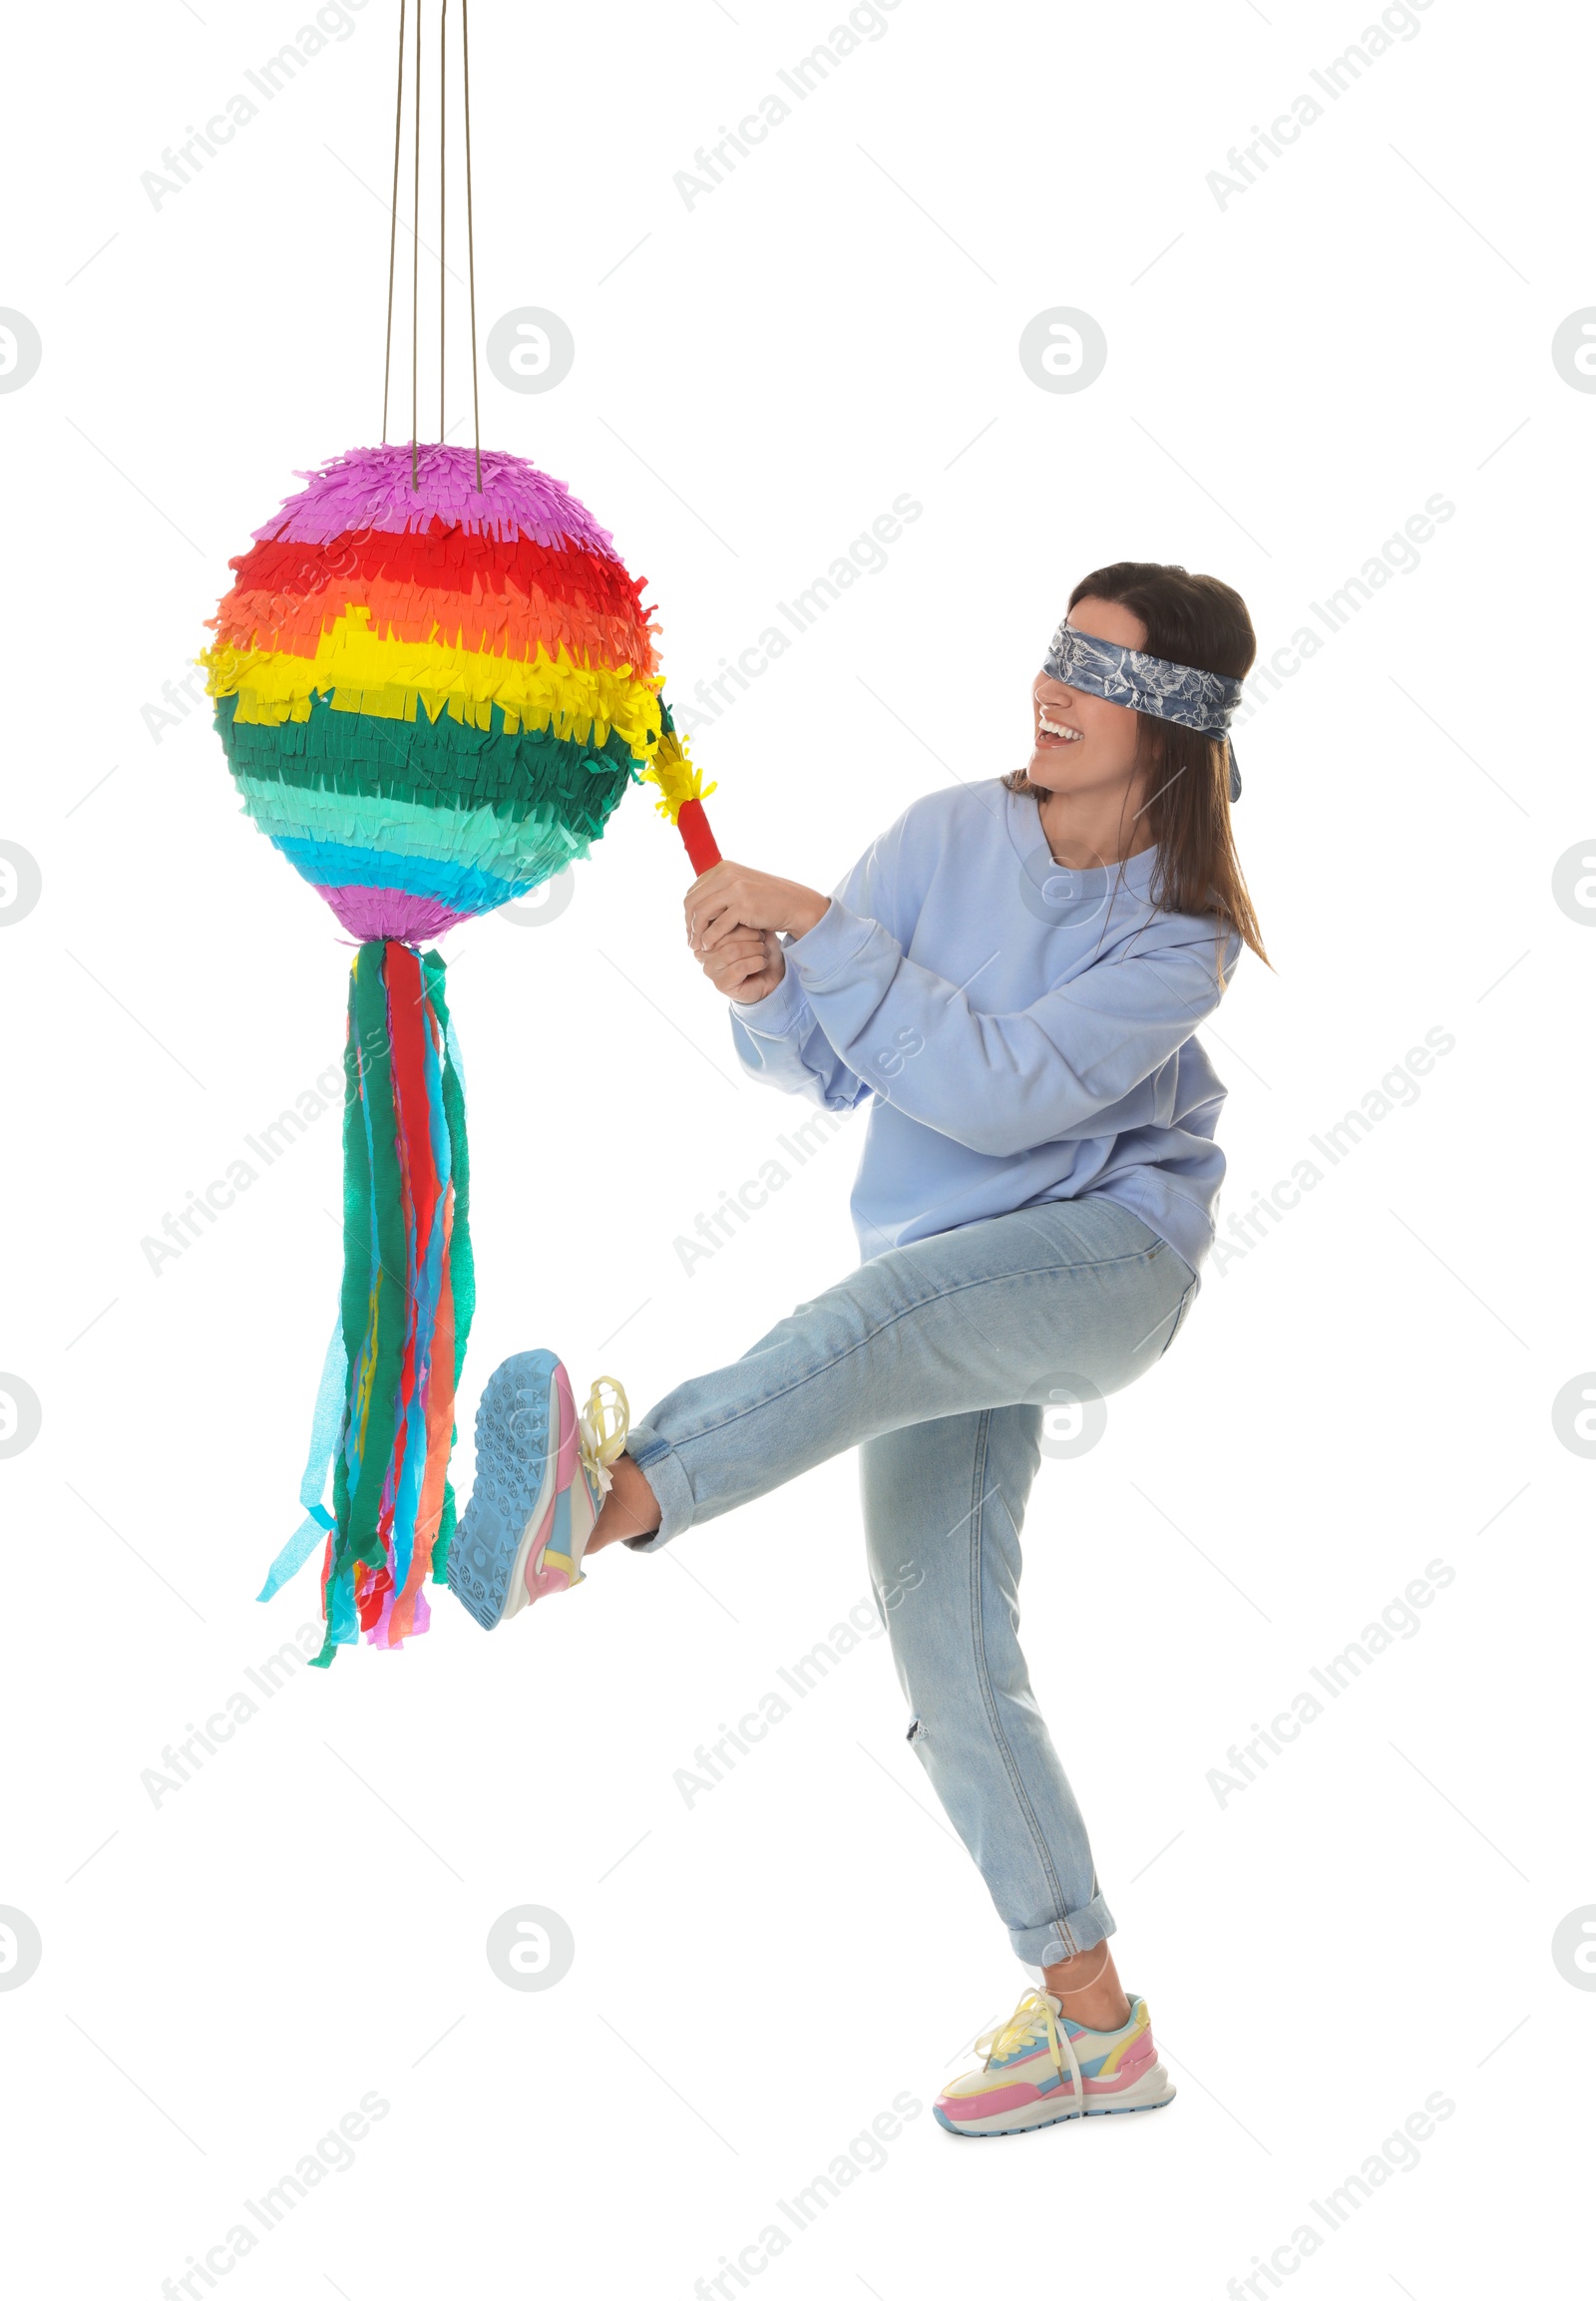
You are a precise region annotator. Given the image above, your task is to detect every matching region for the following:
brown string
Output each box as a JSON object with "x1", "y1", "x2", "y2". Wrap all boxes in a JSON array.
[
  {"x1": 381, "y1": 0, "x2": 406, "y2": 443},
  {"x1": 382, "y1": 2, "x2": 480, "y2": 492},
  {"x1": 462, "y1": 0, "x2": 482, "y2": 490},
  {"x1": 439, "y1": 0, "x2": 447, "y2": 444},
  {"x1": 409, "y1": 0, "x2": 421, "y2": 487}
]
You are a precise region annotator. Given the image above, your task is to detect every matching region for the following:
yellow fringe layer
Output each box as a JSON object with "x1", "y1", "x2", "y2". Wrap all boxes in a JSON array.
[
  {"x1": 639, "y1": 730, "x2": 717, "y2": 823},
  {"x1": 201, "y1": 604, "x2": 665, "y2": 758}
]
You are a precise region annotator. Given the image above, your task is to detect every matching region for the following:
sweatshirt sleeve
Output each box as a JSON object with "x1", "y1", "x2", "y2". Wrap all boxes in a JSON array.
[
  {"x1": 781, "y1": 898, "x2": 1238, "y2": 1157},
  {"x1": 727, "y1": 959, "x2": 875, "y2": 1113},
  {"x1": 726, "y1": 822, "x2": 904, "y2": 1112}
]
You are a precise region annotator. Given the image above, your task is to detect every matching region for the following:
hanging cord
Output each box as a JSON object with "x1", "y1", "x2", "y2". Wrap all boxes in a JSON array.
[
  {"x1": 438, "y1": 0, "x2": 447, "y2": 444},
  {"x1": 410, "y1": 0, "x2": 421, "y2": 487},
  {"x1": 384, "y1": 1, "x2": 479, "y2": 490},
  {"x1": 461, "y1": 0, "x2": 482, "y2": 490},
  {"x1": 380, "y1": 0, "x2": 406, "y2": 442}
]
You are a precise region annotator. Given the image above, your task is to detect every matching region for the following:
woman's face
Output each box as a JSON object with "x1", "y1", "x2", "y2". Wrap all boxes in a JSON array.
[{"x1": 1026, "y1": 594, "x2": 1155, "y2": 799}]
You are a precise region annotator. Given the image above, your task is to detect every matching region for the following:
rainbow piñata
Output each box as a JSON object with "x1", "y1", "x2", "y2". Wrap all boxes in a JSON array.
[
  {"x1": 203, "y1": 441, "x2": 680, "y2": 941},
  {"x1": 206, "y1": 441, "x2": 707, "y2": 1663}
]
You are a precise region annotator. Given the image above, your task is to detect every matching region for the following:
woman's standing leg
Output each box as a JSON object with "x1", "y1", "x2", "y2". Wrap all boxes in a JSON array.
[
  {"x1": 861, "y1": 1403, "x2": 1122, "y2": 2001},
  {"x1": 865, "y1": 1405, "x2": 1180, "y2": 2136}
]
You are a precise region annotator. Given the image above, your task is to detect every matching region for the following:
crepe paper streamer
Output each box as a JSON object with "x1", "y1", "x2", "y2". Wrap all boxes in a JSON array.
[
  {"x1": 205, "y1": 442, "x2": 707, "y2": 1660},
  {"x1": 641, "y1": 727, "x2": 722, "y2": 875},
  {"x1": 256, "y1": 1320, "x2": 346, "y2": 1601},
  {"x1": 316, "y1": 938, "x2": 473, "y2": 1664}
]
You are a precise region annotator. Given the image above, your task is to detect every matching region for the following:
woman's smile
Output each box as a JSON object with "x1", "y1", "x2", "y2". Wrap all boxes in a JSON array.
[{"x1": 1035, "y1": 708, "x2": 1084, "y2": 746}]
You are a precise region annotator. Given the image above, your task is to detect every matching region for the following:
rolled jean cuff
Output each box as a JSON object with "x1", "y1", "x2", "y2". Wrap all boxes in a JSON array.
[
  {"x1": 1009, "y1": 1893, "x2": 1115, "y2": 1970},
  {"x1": 619, "y1": 1423, "x2": 695, "y2": 1552}
]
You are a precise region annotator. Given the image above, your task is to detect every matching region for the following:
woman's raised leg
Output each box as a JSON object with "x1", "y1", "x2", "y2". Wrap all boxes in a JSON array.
[{"x1": 603, "y1": 1198, "x2": 1192, "y2": 1556}]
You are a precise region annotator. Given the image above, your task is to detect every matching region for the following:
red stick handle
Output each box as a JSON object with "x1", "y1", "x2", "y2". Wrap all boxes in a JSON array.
[{"x1": 676, "y1": 797, "x2": 722, "y2": 876}]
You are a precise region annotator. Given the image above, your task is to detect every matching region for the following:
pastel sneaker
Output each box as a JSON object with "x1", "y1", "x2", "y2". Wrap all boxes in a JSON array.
[
  {"x1": 934, "y1": 1989, "x2": 1174, "y2": 2137},
  {"x1": 554, "y1": 1370, "x2": 631, "y2": 1596},
  {"x1": 448, "y1": 1350, "x2": 629, "y2": 1631}
]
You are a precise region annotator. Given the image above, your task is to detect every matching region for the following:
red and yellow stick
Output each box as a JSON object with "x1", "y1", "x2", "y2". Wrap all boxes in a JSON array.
[{"x1": 641, "y1": 728, "x2": 721, "y2": 875}]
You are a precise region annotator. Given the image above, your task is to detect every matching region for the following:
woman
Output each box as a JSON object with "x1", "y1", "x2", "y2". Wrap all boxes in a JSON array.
[{"x1": 450, "y1": 560, "x2": 1267, "y2": 2138}]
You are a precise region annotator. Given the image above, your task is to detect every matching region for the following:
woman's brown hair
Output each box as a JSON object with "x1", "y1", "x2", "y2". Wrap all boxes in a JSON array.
[{"x1": 1005, "y1": 561, "x2": 1269, "y2": 969}]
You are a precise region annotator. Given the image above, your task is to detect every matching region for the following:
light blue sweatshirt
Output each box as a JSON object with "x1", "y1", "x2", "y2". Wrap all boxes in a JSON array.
[{"x1": 729, "y1": 780, "x2": 1241, "y2": 1278}]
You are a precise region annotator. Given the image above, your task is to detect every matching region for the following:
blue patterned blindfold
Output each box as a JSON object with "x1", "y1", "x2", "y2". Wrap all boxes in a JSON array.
[{"x1": 1043, "y1": 620, "x2": 1245, "y2": 802}]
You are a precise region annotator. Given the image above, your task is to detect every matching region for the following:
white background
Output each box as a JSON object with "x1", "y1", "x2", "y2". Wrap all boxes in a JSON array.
[{"x1": 2, "y1": 0, "x2": 1592, "y2": 2294}]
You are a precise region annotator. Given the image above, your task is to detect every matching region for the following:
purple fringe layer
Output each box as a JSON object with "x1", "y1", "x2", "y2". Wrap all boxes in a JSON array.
[
  {"x1": 315, "y1": 883, "x2": 473, "y2": 943},
  {"x1": 256, "y1": 443, "x2": 620, "y2": 557}
]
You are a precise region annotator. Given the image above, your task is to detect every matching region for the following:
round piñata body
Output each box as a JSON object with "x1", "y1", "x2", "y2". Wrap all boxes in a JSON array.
[{"x1": 203, "y1": 443, "x2": 667, "y2": 940}]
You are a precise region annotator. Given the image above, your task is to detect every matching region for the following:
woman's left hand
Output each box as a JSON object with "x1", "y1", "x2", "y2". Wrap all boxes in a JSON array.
[{"x1": 685, "y1": 861, "x2": 830, "y2": 956}]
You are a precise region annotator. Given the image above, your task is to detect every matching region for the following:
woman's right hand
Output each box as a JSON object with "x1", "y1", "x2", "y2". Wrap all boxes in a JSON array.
[{"x1": 697, "y1": 926, "x2": 786, "y2": 1003}]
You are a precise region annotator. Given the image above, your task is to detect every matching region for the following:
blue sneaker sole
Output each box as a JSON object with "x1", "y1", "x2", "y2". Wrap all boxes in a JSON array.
[{"x1": 447, "y1": 1349, "x2": 560, "y2": 1630}]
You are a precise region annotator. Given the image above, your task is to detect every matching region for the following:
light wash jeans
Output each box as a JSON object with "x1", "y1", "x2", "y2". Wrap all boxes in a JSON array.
[{"x1": 624, "y1": 1195, "x2": 1197, "y2": 1968}]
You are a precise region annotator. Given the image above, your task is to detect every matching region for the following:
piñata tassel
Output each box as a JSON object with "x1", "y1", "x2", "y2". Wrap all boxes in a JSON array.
[
  {"x1": 641, "y1": 716, "x2": 721, "y2": 875},
  {"x1": 260, "y1": 939, "x2": 474, "y2": 1666}
]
